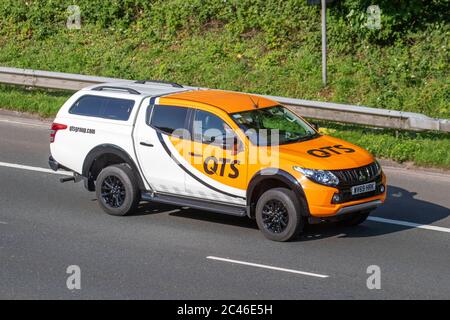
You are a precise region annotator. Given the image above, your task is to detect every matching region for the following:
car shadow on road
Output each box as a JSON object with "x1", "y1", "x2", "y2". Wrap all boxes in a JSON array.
[
  {"x1": 132, "y1": 185, "x2": 449, "y2": 240},
  {"x1": 133, "y1": 202, "x2": 259, "y2": 229},
  {"x1": 131, "y1": 202, "x2": 182, "y2": 216},
  {"x1": 299, "y1": 185, "x2": 450, "y2": 241}
]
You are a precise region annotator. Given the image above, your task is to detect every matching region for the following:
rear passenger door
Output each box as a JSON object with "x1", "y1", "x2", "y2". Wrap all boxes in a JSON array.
[{"x1": 134, "y1": 103, "x2": 190, "y2": 195}]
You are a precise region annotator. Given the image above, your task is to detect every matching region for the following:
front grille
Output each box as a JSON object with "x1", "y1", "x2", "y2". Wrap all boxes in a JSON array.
[
  {"x1": 332, "y1": 162, "x2": 380, "y2": 187},
  {"x1": 333, "y1": 175, "x2": 383, "y2": 203}
]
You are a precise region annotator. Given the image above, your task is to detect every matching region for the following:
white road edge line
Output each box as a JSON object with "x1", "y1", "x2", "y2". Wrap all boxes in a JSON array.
[
  {"x1": 368, "y1": 216, "x2": 450, "y2": 233},
  {"x1": 0, "y1": 161, "x2": 72, "y2": 176},
  {"x1": 0, "y1": 119, "x2": 49, "y2": 128},
  {"x1": 206, "y1": 256, "x2": 329, "y2": 278}
]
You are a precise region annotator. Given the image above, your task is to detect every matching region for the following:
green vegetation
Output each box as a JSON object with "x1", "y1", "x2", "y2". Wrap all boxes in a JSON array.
[
  {"x1": 318, "y1": 122, "x2": 450, "y2": 169},
  {"x1": 0, "y1": 0, "x2": 448, "y2": 117},
  {"x1": 0, "y1": 85, "x2": 69, "y2": 117},
  {"x1": 0, "y1": 0, "x2": 448, "y2": 167}
]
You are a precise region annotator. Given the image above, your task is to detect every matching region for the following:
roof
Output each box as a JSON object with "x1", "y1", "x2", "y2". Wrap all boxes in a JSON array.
[
  {"x1": 164, "y1": 90, "x2": 278, "y2": 113},
  {"x1": 84, "y1": 81, "x2": 279, "y2": 113}
]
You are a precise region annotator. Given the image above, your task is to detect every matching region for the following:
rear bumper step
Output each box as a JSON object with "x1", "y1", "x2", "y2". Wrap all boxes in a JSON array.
[
  {"x1": 48, "y1": 156, "x2": 60, "y2": 171},
  {"x1": 49, "y1": 156, "x2": 83, "y2": 184}
]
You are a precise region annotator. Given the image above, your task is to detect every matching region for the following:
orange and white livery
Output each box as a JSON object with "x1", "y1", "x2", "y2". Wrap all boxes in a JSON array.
[{"x1": 49, "y1": 80, "x2": 386, "y2": 241}]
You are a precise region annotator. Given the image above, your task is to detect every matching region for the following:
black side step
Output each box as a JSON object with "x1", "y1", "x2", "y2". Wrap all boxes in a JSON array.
[{"x1": 141, "y1": 192, "x2": 247, "y2": 217}]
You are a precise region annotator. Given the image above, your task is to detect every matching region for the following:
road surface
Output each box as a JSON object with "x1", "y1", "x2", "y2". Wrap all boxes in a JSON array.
[{"x1": 0, "y1": 113, "x2": 449, "y2": 299}]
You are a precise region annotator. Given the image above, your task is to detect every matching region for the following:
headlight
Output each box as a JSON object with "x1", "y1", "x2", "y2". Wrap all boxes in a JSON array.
[{"x1": 293, "y1": 166, "x2": 339, "y2": 187}]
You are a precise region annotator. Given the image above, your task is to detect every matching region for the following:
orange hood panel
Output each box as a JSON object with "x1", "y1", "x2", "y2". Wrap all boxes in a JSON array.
[{"x1": 276, "y1": 135, "x2": 374, "y2": 170}]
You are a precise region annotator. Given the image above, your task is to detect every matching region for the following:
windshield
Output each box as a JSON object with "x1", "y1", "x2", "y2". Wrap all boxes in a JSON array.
[{"x1": 231, "y1": 105, "x2": 319, "y2": 146}]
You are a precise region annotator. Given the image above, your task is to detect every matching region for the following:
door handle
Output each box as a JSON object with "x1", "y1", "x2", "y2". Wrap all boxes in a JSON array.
[
  {"x1": 140, "y1": 142, "x2": 154, "y2": 147},
  {"x1": 189, "y1": 152, "x2": 202, "y2": 157}
]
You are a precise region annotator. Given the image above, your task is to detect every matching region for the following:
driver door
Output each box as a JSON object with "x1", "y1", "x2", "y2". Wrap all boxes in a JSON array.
[{"x1": 184, "y1": 109, "x2": 247, "y2": 205}]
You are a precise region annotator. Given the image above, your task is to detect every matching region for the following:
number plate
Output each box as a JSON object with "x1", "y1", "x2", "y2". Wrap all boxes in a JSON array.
[{"x1": 351, "y1": 182, "x2": 376, "y2": 195}]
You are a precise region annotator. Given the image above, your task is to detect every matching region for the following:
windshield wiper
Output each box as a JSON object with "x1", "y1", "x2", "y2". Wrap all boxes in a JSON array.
[{"x1": 286, "y1": 132, "x2": 319, "y2": 143}]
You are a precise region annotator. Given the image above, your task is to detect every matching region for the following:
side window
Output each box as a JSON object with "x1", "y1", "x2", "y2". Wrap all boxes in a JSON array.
[
  {"x1": 69, "y1": 95, "x2": 102, "y2": 117},
  {"x1": 150, "y1": 105, "x2": 188, "y2": 137},
  {"x1": 102, "y1": 98, "x2": 135, "y2": 120},
  {"x1": 69, "y1": 95, "x2": 134, "y2": 121},
  {"x1": 193, "y1": 110, "x2": 236, "y2": 148}
]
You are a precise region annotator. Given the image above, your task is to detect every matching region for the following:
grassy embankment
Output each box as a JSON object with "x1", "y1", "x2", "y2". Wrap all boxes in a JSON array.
[{"x1": 0, "y1": 1, "x2": 448, "y2": 167}]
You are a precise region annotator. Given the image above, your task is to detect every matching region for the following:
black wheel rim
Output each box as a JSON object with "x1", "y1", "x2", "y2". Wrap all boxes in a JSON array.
[
  {"x1": 262, "y1": 199, "x2": 289, "y2": 234},
  {"x1": 101, "y1": 175, "x2": 126, "y2": 208}
]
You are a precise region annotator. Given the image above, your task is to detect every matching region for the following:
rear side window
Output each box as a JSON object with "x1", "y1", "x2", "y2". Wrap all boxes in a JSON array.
[
  {"x1": 70, "y1": 95, "x2": 135, "y2": 121},
  {"x1": 150, "y1": 105, "x2": 188, "y2": 136}
]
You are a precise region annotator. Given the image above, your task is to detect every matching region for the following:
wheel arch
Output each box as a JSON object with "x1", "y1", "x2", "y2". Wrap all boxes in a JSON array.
[
  {"x1": 82, "y1": 144, "x2": 145, "y2": 191},
  {"x1": 246, "y1": 169, "x2": 310, "y2": 218}
]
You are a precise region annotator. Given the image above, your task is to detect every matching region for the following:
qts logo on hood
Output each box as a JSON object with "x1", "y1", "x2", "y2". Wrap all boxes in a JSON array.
[{"x1": 307, "y1": 144, "x2": 355, "y2": 158}]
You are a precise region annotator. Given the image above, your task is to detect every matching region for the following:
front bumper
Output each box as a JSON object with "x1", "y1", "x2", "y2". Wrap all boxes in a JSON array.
[
  {"x1": 301, "y1": 172, "x2": 387, "y2": 217},
  {"x1": 308, "y1": 200, "x2": 382, "y2": 224},
  {"x1": 336, "y1": 200, "x2": 382, "y2": 215}
]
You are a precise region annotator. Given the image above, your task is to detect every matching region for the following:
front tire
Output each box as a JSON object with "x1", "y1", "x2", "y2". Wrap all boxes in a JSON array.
[
  {"x1": 255, "y1": 188, "x2": 305, "y2": 242},
  {"x1": 96, "y1": 164, "x2": 140, "y2": 216}
]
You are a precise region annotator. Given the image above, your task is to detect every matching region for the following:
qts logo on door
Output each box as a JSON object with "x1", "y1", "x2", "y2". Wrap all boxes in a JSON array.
[{"x1": 203, "y1": 156, "x2": 240, "y2": 179}]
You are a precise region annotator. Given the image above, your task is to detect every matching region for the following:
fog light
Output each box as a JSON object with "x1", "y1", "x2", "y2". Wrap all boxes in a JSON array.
[
  {"x1": 332, "y1": 193, "x2": 342, "y2": 203},
  {"x1": 379, "y1": 184, "x2": 385, "y2": 193}
]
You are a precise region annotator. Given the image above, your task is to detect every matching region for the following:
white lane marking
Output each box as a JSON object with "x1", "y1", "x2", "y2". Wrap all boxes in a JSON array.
[
  {"x1": 0, "y1": 162, "x2": 73, "y2": 176},
  {"x1": 206, "y1": 256, "x2": 329, "y2": 278},
  {"x1": 0, "y1": 119, "x2": 49, "y2": 128},
  {"x1": 368, "y1": 216, "x2": 450, "y2": 233},
  {"x1": 0, "y1": 221, "x2": 8, "y2": 225}
]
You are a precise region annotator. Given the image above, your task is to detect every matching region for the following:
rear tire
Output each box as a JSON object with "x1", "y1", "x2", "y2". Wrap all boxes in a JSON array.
[
  {"x1": 255, "y1": 188, "x2": 305, "y2": 242},
  {"x1": 96, "y1": 164, "x2": 140, "y2": 216},
  {"x1": 338, "y1": 210, "x2": 371, "y2": 226}
]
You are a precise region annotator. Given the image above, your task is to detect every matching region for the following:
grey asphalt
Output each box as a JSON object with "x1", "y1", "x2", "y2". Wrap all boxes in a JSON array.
[{"x1": 0, "y1": 114, "x2": 449, "y2": 299}]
